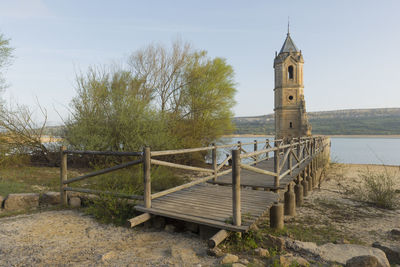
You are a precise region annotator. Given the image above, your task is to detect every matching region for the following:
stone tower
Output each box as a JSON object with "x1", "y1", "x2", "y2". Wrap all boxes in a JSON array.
[{"x1": 274, "y1": 29, "x2": 311, "y2": 140}]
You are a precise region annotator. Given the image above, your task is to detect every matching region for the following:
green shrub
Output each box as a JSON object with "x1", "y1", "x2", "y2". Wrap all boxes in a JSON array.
[
  {"x1": 85, "y1": 194, "x2": 137, "y2": 226},
  {"x1": 357, "y1": 167, "x2": 399, "y2": 209},
  {"x1": 0, "y1": 151, "x2": 30, "y2": 168}
]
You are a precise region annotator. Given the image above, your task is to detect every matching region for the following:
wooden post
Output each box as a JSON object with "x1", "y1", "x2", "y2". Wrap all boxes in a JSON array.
[
  {"x1": 270, "y1": 202, "x2": 284, "y2": 229},
  {"x1": 297, "y1": 141, "x2": 301, "y2": 169},
  {"x1": 254, "y1": 140, "x2": 258, "y2": 165},
  {"x1": 307, "y1": 164, "x2": 313, "y2": 191},
  {"x1": 212, "y1": 143, "x2": 217, "y2": 181},
  {"x1": 294, "y1": 178, "x2": 304, "y2": 207},
  {"x1": 60, "y1": 146, "x2": 68, "y2": 206},
  {"x1": 284, "y1": 183, "x2": 296, "y2": 216},
  {"x1": 232, "y1": 149, "x2": 241, "y2": 226},
  {"x1": 143, "y1": 146, "x2": 151, "y2": 209},
  {"x1": 274, "y1": 141, "x2": 280, "y2": 188},
  {"x1": 288, "y1": 140, "x2": 293, "y2": 176},
  {"x1": 266, "y1": 139, "x2": 269, "y2": 159}
]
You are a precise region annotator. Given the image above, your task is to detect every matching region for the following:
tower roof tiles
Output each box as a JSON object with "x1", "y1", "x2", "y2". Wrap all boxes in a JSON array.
[{"x1": 279, "y1": 33, "x2": 299, "y2": 54}]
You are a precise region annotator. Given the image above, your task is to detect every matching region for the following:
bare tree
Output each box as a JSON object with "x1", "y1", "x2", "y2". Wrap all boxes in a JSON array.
[
  {"x1": 0, "y1": 33, "x2": 14, "y2": 92},
  {"x1": 128, "y1": 40, "x2": 192, "y2": 113},
  {"x1": 0, "y1": 101, "x2": 53, "y2": 164}
]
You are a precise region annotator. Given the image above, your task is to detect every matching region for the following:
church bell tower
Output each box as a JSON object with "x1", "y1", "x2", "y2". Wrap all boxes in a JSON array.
[{"x1": 274, "y1": 28, "x2": 311, "y2": 140}]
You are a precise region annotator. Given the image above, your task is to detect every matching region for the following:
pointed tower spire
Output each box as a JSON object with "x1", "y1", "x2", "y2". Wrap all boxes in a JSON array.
[{"x1": 287, "y1": 17, "x2": 290, "y2": 35}]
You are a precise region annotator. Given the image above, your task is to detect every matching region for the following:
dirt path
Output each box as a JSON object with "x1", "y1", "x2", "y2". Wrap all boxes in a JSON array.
[{"x1": 0, "y1": 210, "x2": 217, "y2": 266}]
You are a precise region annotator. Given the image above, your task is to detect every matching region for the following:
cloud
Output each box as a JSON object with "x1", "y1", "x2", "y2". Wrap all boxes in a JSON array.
[{"x1": 0, "y1": 0, "x2": 53, "y2": 19}]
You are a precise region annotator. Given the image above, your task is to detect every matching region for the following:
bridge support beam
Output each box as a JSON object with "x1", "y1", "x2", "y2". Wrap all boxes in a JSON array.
[
  {"x1": 270, "y1": 202, "x2": 284, "y2": 230},
  {"x1": 284, "y1": 183, "x2": 296, "y2": 216},
  {"x1": 294, "y1": 176, "x2": 304, "y2": 207},
  {"x1": 307, "y1": 165, "x2": 313, "y2": 191},
  {"x1": 301, "y1": 175, "x2": 308, "y2": 197}
]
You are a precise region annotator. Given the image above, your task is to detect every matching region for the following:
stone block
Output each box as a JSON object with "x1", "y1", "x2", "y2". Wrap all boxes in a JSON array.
[
  {"x1": 41, "y1": 191, "x2": 60, "y2": 205},
  {"x1": 4, "y1": 193, "x2": 39, "y2": 211},
  {"x1": 69, "y1": 196, "x2": 81, "y2": 208}
]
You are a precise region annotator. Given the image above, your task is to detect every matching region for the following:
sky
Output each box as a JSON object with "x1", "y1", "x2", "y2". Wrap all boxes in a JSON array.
[{"x1": 0, "y1": 0, "x2": 399, "y2": 124}]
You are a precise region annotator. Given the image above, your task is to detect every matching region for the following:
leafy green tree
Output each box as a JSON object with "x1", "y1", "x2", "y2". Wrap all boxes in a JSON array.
[
  {"x1": 172, "y1": 53, "x2": 236, "y2": 147},
  {"x1": 66, "y1": 40, "x2": 236, "y2": 152},
  {"x1": 66, "y1": 67, "x2": 176, "y2": 151}
]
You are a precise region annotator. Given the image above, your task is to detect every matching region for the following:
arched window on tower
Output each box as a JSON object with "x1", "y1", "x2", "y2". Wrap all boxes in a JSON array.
[
  {"x1": 290, "y1": 122, "x2": 293, "y2": 128},
  {"x1": 288, "y1": 65, "x2": 294, "y2": 80}
]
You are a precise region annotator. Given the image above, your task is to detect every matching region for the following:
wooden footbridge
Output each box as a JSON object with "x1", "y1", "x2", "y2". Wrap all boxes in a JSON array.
[{"x1": 60, "y1": 136, "x2": 330, "y2": 247}]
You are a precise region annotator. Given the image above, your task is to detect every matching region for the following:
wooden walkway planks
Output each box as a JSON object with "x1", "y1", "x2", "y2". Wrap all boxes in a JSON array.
[
  {"x1": 135, "y1": 183, "x2": 279, "y2": 232},
  {"x1": 208, "y1": 157, "x2": 312, "y2": 190}
]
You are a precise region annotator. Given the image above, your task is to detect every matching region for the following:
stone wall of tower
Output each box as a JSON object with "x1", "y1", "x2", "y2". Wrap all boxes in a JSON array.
[{"x1": 273, "y1": 34, "x2": 311, "y2": 140}]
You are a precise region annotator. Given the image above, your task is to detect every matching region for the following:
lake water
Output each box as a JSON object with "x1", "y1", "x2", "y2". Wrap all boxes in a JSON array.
[{"x1": 218, "y1": 136, "x2": 400, "y2": 166}]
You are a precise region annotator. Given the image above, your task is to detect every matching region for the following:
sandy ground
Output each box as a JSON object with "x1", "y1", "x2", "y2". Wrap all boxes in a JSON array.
[
  {"x1": 0, "y1": 210, "x2": 217, "y2": 267},
  {"x1": 0, "y1": 164, "x2": 399, "y2": 266},
  {"x1": 295, "y1": 164, "x2": 400, "y2": 247}
]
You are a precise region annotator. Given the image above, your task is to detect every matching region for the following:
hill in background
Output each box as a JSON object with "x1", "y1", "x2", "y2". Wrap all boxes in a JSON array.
[{"x1": 234, "y1": 108, "x2": 400, "y2": 135}]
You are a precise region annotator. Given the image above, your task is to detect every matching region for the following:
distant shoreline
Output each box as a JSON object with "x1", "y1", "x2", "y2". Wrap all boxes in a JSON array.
[
  {"x1": 223, "y1": 134, "x2": 400, "y2": 138},
  {"x1": 328, "y1": 134, "x2": 400, "y2": 138}
]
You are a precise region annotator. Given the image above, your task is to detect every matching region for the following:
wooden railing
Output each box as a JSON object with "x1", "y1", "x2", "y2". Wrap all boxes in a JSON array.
[
  {"x1": 60, "y1": 136, "x2": 330, "y2": 228},
  {"x1": 59, "y1": 148, "x2": 144, "y2": 205}
]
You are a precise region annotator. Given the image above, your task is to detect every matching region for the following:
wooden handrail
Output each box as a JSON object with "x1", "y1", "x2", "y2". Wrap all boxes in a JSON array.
[
  {"x1": 63, "y1": 159, "x2": 143, "y2": 184},
  {"x1": 278, "y1": 147, "x2": 291, "y2": 173},
  {"x1": 151, "y1": 146, "x2": 212, "y2": 156},
  {"x1": 240, "y1": 147, "x2": 276, "y2": 159},
  {"x1": 63, "y1": 150, "x2": 142, "y2": 156},
  {"x1": 151, "y1": 159, "x2": 214, "y2": 173},
  {"x1": 217, "y1": 154, "x2": 232, "y2": 171},
  {"x1": 151, "y1": 168, "x2": 232, "y2": 199},
  {"x1": 241, "y1": 164, "x2": 278, "y2": 177}
]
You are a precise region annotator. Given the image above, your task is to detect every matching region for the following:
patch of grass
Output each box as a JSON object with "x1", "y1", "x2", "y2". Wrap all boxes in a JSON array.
[
  {"x1": 0, "y1": 180, "x2": 30, "y2": 196},
  {"x1": 224, "y1": 230, "x2": 263, "y2": 252},
  {"x1": 0, "y1": 166, "x2": 83, "y2": 195},
  {"x1": 259, "y1": 216, "x2": 362, "y2": 246}
]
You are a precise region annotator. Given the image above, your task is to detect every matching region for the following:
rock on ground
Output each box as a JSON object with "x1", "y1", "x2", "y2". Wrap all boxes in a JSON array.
[
  {"x1": 254, "y1": 248, "x2": 270, "y2": 257},
  {"x1": 373, "y1": 242, "x2": 400, "y2": 265},
  {"x1": 264, "y1": 233, "x2": 285, "y2": 251},
  {"x1": 390, "y1": 229, "x2": 400, "y2": 238},
  {"x1": 221, "y1": 253, "x2": 239, "y2": 264},
  {"x1": 346, "y1": 255, "x2": 385, "y2": 267},
  {"x1": 0, "y1": 210, "x2": 218, "y2": 266},
  {"x1": 286, "y1": 239, "x2": 390, "y2": 267},
  {"x1": 277, "y1": 254, "x2": 310, "y2": 267},
  {"x1": 4, "y1": 193, "x2": 39, "y2": 211}
]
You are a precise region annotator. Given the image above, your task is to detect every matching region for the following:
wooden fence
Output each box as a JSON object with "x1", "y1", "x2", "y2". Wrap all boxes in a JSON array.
[{"x1": 60, "y1": 136, "x2": 329, "y2": 229}]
